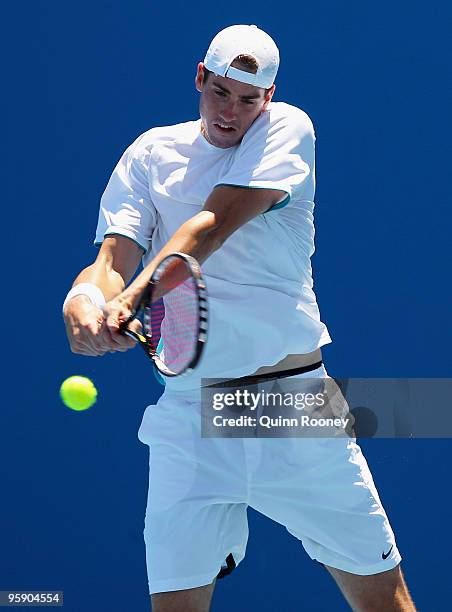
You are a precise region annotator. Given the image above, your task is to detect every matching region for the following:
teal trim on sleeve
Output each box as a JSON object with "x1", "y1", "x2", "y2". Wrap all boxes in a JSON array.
[
  {"x1": 94, "y1": 233, "x2": 147, "y2": 253},
  {"x1": 266, "y1": 194, "x2": 290, "y2": 211}
]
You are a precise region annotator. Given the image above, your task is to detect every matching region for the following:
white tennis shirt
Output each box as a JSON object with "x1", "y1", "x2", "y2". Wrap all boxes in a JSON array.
[{"x1": 95, "y1": 102, "x2": 331, "y2": 389}]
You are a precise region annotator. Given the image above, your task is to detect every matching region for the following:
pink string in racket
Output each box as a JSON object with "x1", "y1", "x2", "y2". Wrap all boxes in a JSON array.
[
  {"x1": 144, "y1": 278, "x2": 199, "y2": 374},
  {"x1": 160, "y1": 277, "x2": 199, "y2": 373}
]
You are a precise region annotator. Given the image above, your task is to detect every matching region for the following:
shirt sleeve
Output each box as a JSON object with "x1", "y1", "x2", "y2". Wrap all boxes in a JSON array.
[
  {"x1": 94, "y1": 134, "x2": 157, "y2": 252},
  {"x1": 216, "y1": 106, "x2": 315, "y2": 207}
]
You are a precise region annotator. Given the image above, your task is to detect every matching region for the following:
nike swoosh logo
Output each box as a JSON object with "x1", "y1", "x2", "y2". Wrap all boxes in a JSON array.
[{"x1": 382, "y1": 545, "x2": 393, "y2": 560}]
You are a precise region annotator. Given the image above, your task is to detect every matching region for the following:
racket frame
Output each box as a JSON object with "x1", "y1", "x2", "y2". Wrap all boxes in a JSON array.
[{"x1": 121, "y1": 252, "x2": 208, "y2": 377}]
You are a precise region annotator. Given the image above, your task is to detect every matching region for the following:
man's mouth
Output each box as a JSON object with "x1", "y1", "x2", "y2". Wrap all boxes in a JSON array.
[{"x1": 214, "y1": 123, "x2": 236, "y2": 133}]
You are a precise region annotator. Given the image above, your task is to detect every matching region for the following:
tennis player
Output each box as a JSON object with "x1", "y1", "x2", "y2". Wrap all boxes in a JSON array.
[{"x1": 63, "y1": 25, "x2": 416, "y2": 612}]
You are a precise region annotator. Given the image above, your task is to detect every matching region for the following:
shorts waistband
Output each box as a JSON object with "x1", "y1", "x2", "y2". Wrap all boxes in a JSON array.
[{"x1": 207, "y1": 361, "x2": 324, "y2": 388}]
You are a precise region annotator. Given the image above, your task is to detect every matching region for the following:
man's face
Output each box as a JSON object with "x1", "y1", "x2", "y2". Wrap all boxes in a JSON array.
[{"x1": 195, "y1": 62, "x2": 275, "y2": 149}]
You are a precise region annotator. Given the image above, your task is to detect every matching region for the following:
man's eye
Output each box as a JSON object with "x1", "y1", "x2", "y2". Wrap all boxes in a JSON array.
[
  {"x1": 214, "y1": 90, "x2": 226, "y2": 96},
  {"x1": 242, "y1": 100, "x2": 255, "y2": 105}
]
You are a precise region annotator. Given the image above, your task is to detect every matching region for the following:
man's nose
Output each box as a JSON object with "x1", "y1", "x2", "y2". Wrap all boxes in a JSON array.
[{"x1": 219, "y1": 100, "x2": 237, "y2": 122}]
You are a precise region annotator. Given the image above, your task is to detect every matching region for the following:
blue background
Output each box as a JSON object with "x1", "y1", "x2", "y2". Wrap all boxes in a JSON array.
[{"x1": 3, "y1": 1, "x2": 451, "y2": 610}]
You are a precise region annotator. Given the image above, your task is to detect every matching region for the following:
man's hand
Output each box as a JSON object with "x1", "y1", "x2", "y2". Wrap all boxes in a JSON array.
[
  {"x1": 63, "y1": 236, "x2": 145, "y2": 356},
  {"x1": 64, "y1": 295, "x2": 137, "y2": 356},
  {"x1": 102, "y1": 295, "x2": 143, "y2": 345}
]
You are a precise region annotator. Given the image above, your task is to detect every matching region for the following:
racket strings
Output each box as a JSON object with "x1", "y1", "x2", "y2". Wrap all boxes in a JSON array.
[
  {"x1": 159, "y1": 277, "x2": 199, "y2": 373},
  {"x1": 141, "y1": 265, "x2": 201, "y2": 375},
  {"x1": 121, "y1": 253, "x2": 207, "y2": 376},
  {"x1": 143, "y1": 299, "x2": 165, "y2": 352}
]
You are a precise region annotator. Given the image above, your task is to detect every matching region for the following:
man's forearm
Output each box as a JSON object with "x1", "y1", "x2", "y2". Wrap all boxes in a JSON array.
[
  {"x1": 63, "y1": 237, "x2": 143, "y2": 354},
  {"x1": 66, "y1": 235, "x2": 144, "y2": 308},
  {"x1": 120, "y1": 211, "x2": 222, "y2": 308},
  {"x1": 71, "y1": 261, "x2": 127, "y2": 302}
]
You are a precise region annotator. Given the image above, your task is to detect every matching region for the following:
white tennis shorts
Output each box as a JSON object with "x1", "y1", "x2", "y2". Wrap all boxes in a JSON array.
[{"x1": 138, "y1": 365, "x2": 401, "y2": 594}]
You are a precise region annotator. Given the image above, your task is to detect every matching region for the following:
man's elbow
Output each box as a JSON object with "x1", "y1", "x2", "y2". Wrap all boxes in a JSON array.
[
  {"x1": 191, "y1": 211, "x2": 230, "y2": 253},
  {"x1": 208, "y1": 228, "x2": 228, "y2": 253},
  {"x1": 197, "y1": 224, "x2": 227, "y2": 255}
]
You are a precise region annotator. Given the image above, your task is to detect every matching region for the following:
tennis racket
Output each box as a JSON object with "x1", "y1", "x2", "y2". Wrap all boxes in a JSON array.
[{"x1": 119, "y1": 252, "x2": 208, "y2": 377}]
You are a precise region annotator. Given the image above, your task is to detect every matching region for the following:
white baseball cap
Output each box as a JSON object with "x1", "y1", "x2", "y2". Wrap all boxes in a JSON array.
[{"x1": 203, "y1": 25, "x2": 279, "y2": 89}]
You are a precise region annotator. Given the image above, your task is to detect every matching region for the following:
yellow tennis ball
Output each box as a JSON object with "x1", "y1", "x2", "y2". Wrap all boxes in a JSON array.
[{"x1": 60, "y1": 376, "x2": 97, "y2": 411}]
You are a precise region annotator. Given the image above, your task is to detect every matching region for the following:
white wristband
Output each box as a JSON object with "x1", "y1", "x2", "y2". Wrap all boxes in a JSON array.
[{"x1": 63, "y1": 283, "x2": 106, "y2": 314}]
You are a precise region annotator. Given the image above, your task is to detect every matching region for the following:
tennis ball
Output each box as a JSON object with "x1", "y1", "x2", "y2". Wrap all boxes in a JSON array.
[{"x1": 60, "y1": 376, "x2": 97, "y2": 411}]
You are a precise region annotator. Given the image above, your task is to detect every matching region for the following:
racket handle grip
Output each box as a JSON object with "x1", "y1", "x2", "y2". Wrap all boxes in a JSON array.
[
  {"x1": 122, "y1": 328, "x2": 146, "y2": 344},
  {"x1": 119, "y1": 310, "x2": 137, "y2": 333}
]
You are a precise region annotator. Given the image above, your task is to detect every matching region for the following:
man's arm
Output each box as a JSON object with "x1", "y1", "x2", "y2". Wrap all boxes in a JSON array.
[
  {"x1": 63, "y1": 235, "x2": 144, "y2": 355},
  {"x1": 104, "y1": 185, "x2": 286, "y2": 333}
]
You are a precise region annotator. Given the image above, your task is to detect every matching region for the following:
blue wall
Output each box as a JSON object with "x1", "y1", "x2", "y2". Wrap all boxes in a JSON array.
[{"x1": 3, "y1": 1, "x2": 451, "y2": 610}]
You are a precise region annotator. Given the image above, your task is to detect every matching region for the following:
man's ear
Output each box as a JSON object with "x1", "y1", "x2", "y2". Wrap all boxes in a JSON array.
[
  {"x1": 195, "y1": 62, "x2": 205, "y2": 93},
  {"x1": 262, "y1": 84, "x2": 276, "y2": 111}
]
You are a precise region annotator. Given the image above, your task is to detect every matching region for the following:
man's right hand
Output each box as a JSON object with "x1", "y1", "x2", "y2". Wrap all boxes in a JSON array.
[{"x1": 63, "y1": 295, "x2": 136, "y2": 356}]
